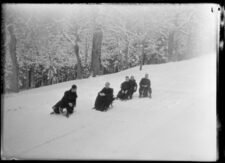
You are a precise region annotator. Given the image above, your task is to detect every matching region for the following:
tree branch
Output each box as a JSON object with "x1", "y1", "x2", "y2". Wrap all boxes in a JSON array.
[
  {"x1": 176, "y1": 12, "x2": 195, "y2": 30},
  {"x1": 5, "y1": 23, "x2": 14, "y2": 29},
  {"x1": 24, "y1": 12, "x2": 33, "y2": 27},
  {"x1": 61, "y1": 30, "x2": 76, "y2": 45}
]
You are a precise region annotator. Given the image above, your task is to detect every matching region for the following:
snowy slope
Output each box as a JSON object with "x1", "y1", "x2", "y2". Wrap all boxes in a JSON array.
[{"x1": 2, "y1": 54, "x2": 216, "y2": 161}]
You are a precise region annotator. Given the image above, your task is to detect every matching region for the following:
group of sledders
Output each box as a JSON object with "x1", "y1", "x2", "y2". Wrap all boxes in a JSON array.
[{"x1": 50, "y1": 73, "x2": 152, "y2": 117}]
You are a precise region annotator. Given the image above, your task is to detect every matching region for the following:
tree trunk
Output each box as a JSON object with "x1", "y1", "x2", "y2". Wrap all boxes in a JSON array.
[
  {"x1": 25, "y1": 65, "x2": 30, "y2": 89},
  {"x1": 115, "y1": 36, "x2": 123, "y2": 70},
  {"x1": 139, "y1": 44, "x2": 144, "y2": 71},
  {"x1": 168, "y1": 13, "x2": 182, "y2": 62},
  {"x1": 173, "y1": 35, "x2": 178, "y2": 61},
  {"x1": 7, "y1": 25, "x2": 19, "y2": 92},
  {"x1": 27, "y1": 68, "x2": 31, "y2": 88},
  {"x1": 74, "y1": 43, "x2": 83, "y2": 79},
  {"x1": 185, "y1": 25, "x2": 195, "y2": 59},
  {"x1": 28, "y1": 66, "x2": 35, "y2": 88},
  {"x1": 91, "y1": 27, "x2": 103, "y2": 77},
  {"x1": 84, "y1": 37, "x2": 88, "y2": 64},
  {"x1": 124, "y1": 38, "x2": 129, "y2": 69},
  {"x1": 41, "y1": 66, "x2": 45, "y2": 86},
  {"x1": 168, "y1": 31, "x2": 175, "y2": 61}
]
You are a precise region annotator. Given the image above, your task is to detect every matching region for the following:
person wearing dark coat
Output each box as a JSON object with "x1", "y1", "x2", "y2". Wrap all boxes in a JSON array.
[
  {"x1": 128, "y1": 76, "x2": 137, "y2": 99},
  {"x1": 139, "y1": 74, "x2": 152, "y2": 98},
  {"x1": 94, "y1": 82, "x2": 115, "y2": 112},
  {"x1": 117, "y1": 76, "x2": 130, "y2": 100},
  {"x1": 51, "y1": 85, "x2": 78, "y2": 117}
]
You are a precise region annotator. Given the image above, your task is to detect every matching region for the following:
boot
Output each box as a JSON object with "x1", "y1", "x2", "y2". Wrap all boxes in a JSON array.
[
  {"x1": 66, "y1": 112, "x2": 70, "y2": 118},
  {"x1": 50, "y1": 106, "x2": 56, "y2": 114},
  {"x1": 59, "y1": 107, "x2": 63, "y2": 114}
]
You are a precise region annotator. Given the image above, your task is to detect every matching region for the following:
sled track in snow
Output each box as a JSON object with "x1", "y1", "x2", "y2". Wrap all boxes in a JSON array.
[
  {"x1": 17, "y1": 91, "x2": 198, "y2": 156},
  {"x1": 16, "y1": 90, "x2": 188, "y2": 152},
  {"x1": 16, "y1": 116, "x2": 98, "y2": 156},
  {"x1": 15, "y1": 108, "x2": 119, "y2": 156}
]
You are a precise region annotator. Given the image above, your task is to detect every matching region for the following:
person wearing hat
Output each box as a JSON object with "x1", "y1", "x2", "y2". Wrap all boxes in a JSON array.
[
  {"x1": 139, "y1": 73, "x2": 152, "y2": 98},
  {"x1": 128, "y1": 75, "x2": 137, "y2": 99},
  {"x1": 117, "y1": 76, "x2": 130, "y2": 100},
  {"x1": 51, "y1": 84, "x2": 78, "y2": 117},
  {"x1": 94, "y1": 82, "x2": 115, "y2": 112}
]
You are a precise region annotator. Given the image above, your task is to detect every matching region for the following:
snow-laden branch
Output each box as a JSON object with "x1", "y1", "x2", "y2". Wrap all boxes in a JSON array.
[
  {"x1": 175, "y1": 12, "x2": 195, "y2": 30},
  {"x1": 61, "y1": 30, "x2": 76, "y2": 45},
  {"x1": 5, "y1": 23, "x2": 14, "y2": 29},
  {"x1": 24, "y1": 12, "x2": 33, "y2": 27},
  {"x1": 179, "y1": 29, "x2": 189, "y2": 36},
  {"x1": 102, "y1": 23, "x2": 139, "y2": 40}
]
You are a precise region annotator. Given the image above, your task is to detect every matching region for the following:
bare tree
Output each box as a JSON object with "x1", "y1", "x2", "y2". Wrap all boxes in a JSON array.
[
  {"x1": 7, "y1": 23, "x2": 19, "y2": 92},
  {"x1": 90, "y1": 6, "x2": 104, "y2": 76},
  {"x1": 62, "y1": 31, "x2": 83, "y2": 79},
  {"x1": 91, "y1": 26, "x2": 103, "y2": 76},
  {"x1": 4, "y1": 5, "x2": 20, "y2": 92}
]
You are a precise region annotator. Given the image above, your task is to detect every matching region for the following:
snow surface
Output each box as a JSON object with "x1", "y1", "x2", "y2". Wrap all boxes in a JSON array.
[{"x1": 2, "y1": 54, "x2": 217, "y2": 161}]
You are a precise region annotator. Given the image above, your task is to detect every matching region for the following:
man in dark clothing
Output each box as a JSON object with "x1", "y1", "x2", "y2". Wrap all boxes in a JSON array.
[
  {"x1": 139, "y1": 74, "x2": 152, "y2": 98},
  {"x1": 117, "y1": 76, "x2": 130, "y2": 100},
  {"x1": 51, "y1": 85, "x2": 78, "y2": 117},
  {"x1": 128, "y1": 76, "x2": 137, "y2": 99},
  {"x1": 94, "y1": 82, "x2": 115, "y2": 112}
]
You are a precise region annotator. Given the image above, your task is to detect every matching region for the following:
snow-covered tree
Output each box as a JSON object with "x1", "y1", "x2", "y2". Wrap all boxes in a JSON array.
[{"x1": 2, "y1": 4, "x2": 215, "y2": 92}]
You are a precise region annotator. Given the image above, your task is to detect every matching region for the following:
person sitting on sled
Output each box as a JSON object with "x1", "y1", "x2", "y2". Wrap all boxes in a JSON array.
[
  {"x1": 117, "y1": 76, "x2": 130, "y2": 100},
  {"x1": 128, "y1": 75, "x2": 137, "y2": 99},
  {"x1": 139, "y1": 73, "x2": 152, "y2": 98},
  {"x1": 94, "y1": 82, "x2": 115, "y2": 112},
  {"x1": 51, "y1": 84, "x2": 78, "y2": 117}
]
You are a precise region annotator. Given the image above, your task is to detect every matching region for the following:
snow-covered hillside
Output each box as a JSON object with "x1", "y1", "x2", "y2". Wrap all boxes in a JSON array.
[{"x1": 2, "y1": 54, "x2": 217, "y2": 161}]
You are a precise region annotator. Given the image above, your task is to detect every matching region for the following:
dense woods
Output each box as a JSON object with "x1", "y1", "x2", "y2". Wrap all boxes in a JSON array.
[{"x1": 2, "y1": 4, "x2": 216, "y2": 93}]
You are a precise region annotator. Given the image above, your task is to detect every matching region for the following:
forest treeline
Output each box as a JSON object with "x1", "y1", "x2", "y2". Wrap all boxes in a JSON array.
[{"x1": 2, "y1": 4, "x2": 216, "y2": 93}]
